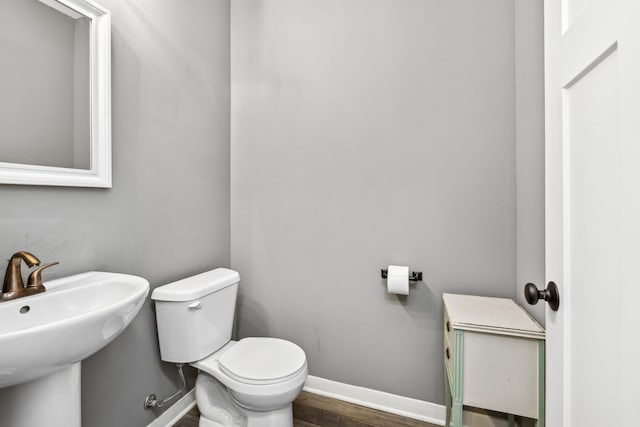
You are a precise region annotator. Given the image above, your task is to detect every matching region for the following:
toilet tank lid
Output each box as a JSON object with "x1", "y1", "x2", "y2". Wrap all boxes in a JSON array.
[{"x1": 151, "y1": 268, "x2": 240, "y2": 302}]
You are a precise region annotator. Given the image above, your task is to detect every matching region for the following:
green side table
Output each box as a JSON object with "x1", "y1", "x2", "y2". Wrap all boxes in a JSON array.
[{"x1": 443, "y1": 293, "x2": 545, "y2": 427}]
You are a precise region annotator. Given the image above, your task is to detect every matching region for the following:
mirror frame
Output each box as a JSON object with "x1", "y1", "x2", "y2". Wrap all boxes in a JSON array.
[{"x1": 0, "y1": 0, "x2": 111, "y2": 188}]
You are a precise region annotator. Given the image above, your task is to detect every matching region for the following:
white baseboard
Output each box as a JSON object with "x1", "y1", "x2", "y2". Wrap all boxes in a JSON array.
[
  {"x1": 146, "y1": 376, "x2": 511, "y2": 427},
  {"x1": 303, "y1": 375, "x2": 511, "y2": 427},
  {"x1": 147, "y1": 389, "x2": 197, "y2": 427}
]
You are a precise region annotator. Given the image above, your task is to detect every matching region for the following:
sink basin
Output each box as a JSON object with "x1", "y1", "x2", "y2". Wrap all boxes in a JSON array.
[{"x1": 0, "y1": 271, "x2": 149, "y2": 388}]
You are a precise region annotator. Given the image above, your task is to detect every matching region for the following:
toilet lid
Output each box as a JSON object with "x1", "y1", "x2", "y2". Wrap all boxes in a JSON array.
[{"x1": 218, "y1": 337, "x2": 306, "y2": 384}]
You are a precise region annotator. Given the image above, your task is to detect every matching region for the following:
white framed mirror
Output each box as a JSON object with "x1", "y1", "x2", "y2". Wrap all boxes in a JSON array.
[{"x1": 0, "y1": 0, "x2": 111, "y2": 187}]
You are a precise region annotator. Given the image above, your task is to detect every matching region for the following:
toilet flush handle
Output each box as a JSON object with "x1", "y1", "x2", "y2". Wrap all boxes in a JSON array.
[{"x1": 188, "y1": 301, "x2": 202, "y2": 310}]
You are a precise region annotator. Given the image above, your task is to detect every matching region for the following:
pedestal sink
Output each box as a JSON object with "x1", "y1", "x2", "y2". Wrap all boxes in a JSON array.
[{"x1": 0, "y1": 271, "x2": 149, "y2": 427}]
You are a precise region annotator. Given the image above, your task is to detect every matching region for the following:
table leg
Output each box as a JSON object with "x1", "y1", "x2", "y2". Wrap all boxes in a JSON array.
[
  {"x1": 452, "y1": 402, "x2": 463, "y2": 427},
  {"x1": 453, "y1": 330, "x2": 464, "y2": 427},
  {"x1": 444, "y1": 363, "x2": 452, "y2": 427},
  {"x1": 537, "y1": 340, "x2": 545, "y2": 427},
  {"x1": 508, "y1": 414, "x2": 515, "y2": 427}
]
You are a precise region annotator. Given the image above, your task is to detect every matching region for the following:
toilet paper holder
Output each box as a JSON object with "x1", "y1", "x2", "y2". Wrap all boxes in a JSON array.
[{"x1": 380, "y1": 269, "x2": 422, "y2": 282}]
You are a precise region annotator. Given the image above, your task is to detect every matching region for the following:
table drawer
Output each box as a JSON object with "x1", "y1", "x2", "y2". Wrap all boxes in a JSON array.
[{"x1": 462, "y1": 331, "x2": 540, "y2": 418}]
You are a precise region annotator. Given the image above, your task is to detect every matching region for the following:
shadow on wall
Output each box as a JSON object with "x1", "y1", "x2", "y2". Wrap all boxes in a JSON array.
[
  {"x1": 236, "y1": 276, "x2": 441, "y2": 336},
  {"x1": 235, "y1": 294, "x2": 272, "y2": 338},
  {"x1": 381, "y1": 277, "x2": 439, "y2": 323},
  {"x1": 143, "y1": 298, "x2": 198, "y2": 417}
]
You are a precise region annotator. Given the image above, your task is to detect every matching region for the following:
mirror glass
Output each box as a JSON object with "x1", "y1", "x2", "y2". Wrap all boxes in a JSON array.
[
  {"x1": 0, "y1": 0, "x2": 111, "y2": 188},
  {"x1": 0, "y1": 0, "x2": 91, "y2": 170}
]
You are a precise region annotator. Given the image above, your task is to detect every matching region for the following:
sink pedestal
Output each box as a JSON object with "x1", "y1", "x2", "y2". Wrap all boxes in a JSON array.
[{"x1": 0, "y1": 363, "x2": 81, "y2": 427}]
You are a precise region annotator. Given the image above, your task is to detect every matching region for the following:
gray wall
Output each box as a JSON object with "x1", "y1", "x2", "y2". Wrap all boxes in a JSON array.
[
  {"x1": 0, "y1": 0, "x2": 230, "y2": 426},
  {"x1": 515, "y1": 0, "x2": 545, "y2": 324},
  {"x1": 231, "y1": 0, "x2": 516, "y2": 403}
]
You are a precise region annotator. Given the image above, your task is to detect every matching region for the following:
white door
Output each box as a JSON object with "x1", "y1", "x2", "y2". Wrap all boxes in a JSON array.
[{"x1": 544, "y1": 0, "x2": 640, "y2": 426}]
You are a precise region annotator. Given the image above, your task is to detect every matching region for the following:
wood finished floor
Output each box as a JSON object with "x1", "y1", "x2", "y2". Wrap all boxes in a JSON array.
[{"x1": 173, "y1": 391, "x2": 438, "y2": 427}]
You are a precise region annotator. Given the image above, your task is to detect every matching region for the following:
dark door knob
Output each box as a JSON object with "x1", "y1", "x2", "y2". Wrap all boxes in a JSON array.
[{"x1": 524, "y1": 281, "x2": 560, "y2": 311}]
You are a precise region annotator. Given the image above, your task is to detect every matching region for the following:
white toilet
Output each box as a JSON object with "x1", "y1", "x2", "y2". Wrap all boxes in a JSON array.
[{"x1": 151, "y1": 268, "x2": 308, "y2": 427}]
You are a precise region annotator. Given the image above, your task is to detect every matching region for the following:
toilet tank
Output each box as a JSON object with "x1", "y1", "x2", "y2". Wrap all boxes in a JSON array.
[{"x1": 151, "y1": 268, "x2": 240, "y2": 363}]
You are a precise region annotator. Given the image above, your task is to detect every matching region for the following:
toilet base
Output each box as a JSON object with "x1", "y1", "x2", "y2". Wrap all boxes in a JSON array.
[
  {"x1": 196, "y1": 373, "x2": 296, "y2": 427},
  {"x1": 199, "y1": 404, "x2": 292, "y2": 427},
  {"x1": 242, "y1": 404, "x2": 293, "y2": 427}
]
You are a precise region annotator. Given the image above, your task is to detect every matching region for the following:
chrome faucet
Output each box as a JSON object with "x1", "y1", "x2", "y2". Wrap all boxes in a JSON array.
[{"x1": 1, "y1": 251, "x2": 58, "y2": 302}]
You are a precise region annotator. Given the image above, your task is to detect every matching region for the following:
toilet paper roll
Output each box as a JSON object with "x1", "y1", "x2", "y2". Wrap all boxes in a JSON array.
[{"x1": 387, "y1": 265, "x2": 409, "y2": 295}]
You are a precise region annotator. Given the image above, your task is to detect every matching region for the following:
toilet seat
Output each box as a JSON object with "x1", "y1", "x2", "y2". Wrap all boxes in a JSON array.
[
  {"x1": 193, "y1": 338, "x2": 308, "y2": 416},
  {"x1": 218, "y1": 338, "x2": 306, "y2": 385},
  {"x1": 194, "y1": 338, "x2": 307, "y2": 387}
]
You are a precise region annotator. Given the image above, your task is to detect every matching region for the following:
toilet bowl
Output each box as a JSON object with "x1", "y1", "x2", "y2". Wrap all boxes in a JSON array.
[
  {"x1": 194, "y1": 339, "x2": 307, "y2": 426},
  {"x1": 151, "y1": 269, "x2": 308, "y2": 427}
]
